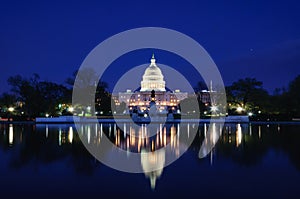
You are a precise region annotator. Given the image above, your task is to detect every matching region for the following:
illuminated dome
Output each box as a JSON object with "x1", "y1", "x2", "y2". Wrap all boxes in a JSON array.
[{"x1": 140, "y1": 54, "x2": 166, "y2": 92}]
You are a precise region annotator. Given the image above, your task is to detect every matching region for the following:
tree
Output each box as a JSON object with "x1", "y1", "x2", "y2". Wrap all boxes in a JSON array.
[
  {"x1": 7, "y1": 74, "x2": 70, "y2": 117},
  {"x1": 226, "y1": 78, "x2": 270, "y2": 113},
  {"x1": 67, "y1": 68, "x2": 114, "y2": 116},
  {"x1": 178, "y1": 96, "x2": 202, "y2": 118},
  {"x1": 38, "y1": 81, "x2": 71, "y2": 115},
  {"x1": 0, "y1": 93, "x2": 17, "y2": 117},
  {"x1": 8, "y1": 74, "x2": 42, "y2": 116},
  {"x1": 194, "y1": 81, "x2": 208, "y2": 93},
  {"x1": 95, "y1": 82, "x2": 115, "y2": 115},
  {"x1": 0, "y1": 93, "x2": 16, "y2": 108},
  {"x1": 286, "y1": 75, "x2": 300, "y2": 117}
]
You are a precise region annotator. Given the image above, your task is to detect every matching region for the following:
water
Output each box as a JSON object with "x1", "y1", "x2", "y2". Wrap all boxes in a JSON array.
[{"x1": 0, "y1": 122, "x2": 299, "y2": 198}]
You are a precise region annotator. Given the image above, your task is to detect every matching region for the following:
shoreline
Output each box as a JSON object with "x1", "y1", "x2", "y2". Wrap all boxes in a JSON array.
[{"x1": 1, "y1": 118, "x2": 300, "y2": 125}]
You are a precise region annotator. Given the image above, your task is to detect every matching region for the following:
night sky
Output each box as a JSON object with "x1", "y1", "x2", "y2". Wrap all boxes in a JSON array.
[{"x1": 0, "y1": 0, "x2": 300, "y2": 94}]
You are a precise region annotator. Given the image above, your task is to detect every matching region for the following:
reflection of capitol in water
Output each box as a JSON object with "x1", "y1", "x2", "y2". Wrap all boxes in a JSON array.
[
  {"x1": 76, "y1": 123, "x2": 183, "y2": 155},
  {"x1": 76, "y1": 123, "x2": 186, "y2": 189},
  {"x1": 0, "y1": 122, "x2": 274, "y2": 189},
  {"x1": 141, "y1": 148, "x2": 165, "y2": 189},
  {"x1": 3, "y1": 123, "x2": 254, "y2": 150}
]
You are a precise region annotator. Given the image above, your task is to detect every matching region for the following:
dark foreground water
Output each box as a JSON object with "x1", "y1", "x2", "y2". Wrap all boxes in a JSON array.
[{"x1": 0, "y1": 122, "x2": 299, "y2": 198}]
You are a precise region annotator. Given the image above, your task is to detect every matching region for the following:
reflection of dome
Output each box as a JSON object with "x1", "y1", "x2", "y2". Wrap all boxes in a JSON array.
[
  {"x1": 141, "y1": 149, "x2": 165, "y2": 190},
  {"x1": 140, "y1": 54, "x2": 166, "y2": 92}
]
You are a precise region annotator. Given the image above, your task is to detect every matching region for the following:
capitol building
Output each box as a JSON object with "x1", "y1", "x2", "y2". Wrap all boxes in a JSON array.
[{"x1": 114, "y1": 55, "x2": 188, "y2": 113}]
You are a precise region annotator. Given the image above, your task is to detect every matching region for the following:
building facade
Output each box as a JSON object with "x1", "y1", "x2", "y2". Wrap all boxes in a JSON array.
[{"x1": 115, "y1": 55, "x2": 188, "y2": 113}]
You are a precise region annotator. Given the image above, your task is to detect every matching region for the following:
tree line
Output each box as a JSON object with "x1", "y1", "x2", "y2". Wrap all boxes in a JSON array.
[
  {"x1": 0, "y1": 69, "x2": 299, "y2": 120},
  {"x1": 0, "y1": 68, "x2": 114, "y2": 119},
  {"x1": 225, "y1": 76, "x2": 300, "y2": 119},
  {"x1": 179, "y1": 75, "x2": 300, "y2": 120}
]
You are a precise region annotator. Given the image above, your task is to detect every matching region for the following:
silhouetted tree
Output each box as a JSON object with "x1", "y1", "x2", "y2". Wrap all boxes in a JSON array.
[
  {"x1": 67, "y1": 68, "x2": 114, "y2": 115},
  {"x1": 0, "y1": 93, "x2": 16, "y2": 108},
  {"x1": 226, "y1": 78, "x2": 270, "y2": 112},
  {"x1": 0, "y1": 93, "x2": 17, "y2": 117},
  {"x1": 286, "y1": 75, "x2": 300, "y2": 117},
  {"x1": 7, "y1": 74, "x2": 70, "y2": 117},
  {"x1": 194, "y1": 81, "x2": 208, "y2": 93}
]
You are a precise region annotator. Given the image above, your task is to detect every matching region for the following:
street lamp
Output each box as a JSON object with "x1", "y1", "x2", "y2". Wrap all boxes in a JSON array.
[{"x1": 8, "y1": 107, "x2": 14, "y2": 112}]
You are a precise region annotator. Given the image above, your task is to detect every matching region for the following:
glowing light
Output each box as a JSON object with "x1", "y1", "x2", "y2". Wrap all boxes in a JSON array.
[
  {"x1": 58, "y1": 128, "x2": 62, "y2": 146},
  {"x1": 68, "y1": 107, "x2": 74, "y2": 112},
  {"x1": 258, "y1": 110, "x2": 261, "y2": 114},
  {"x1": 8, "y1": 107, "x2": 14, "y2": 112},
  {"x1": 211, "y1": 106, "x2": 218, "y2": 112},
  {"x1": 144, "y1": 113, "x2": 148, "y2": 118},
  {"x1": 87, "y1": 125, "x2": 91, "y2": 144},
  {"x1": 236, "y1": 107, "x2": 243, "y2": 112},
  {"x1": 45, "y1": 113, "x2": 49, "y2": 117},
  {"x1": 86, "y1": 106, "x2": 91, "y2": 112},
  {"x1": 248, "y1": 112, "x2": 253, "y2": 116},
  {"x1": 68, "y1": 126, "x2": 73, "y2": 143},
  {"x1": 9, "y1": 125, "x2": 13, "y2": 145},
  {"x1": 46, "y1": 125, "x2": 48, "y2": 138},
  {"x1": 236, "y1": 124, "x2": 242, "y2": 147}
]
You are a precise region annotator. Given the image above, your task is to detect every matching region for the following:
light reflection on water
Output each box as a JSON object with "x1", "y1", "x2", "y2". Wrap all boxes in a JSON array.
[
  {"x1": 0, "y1": 122, "x2": 300, "y2": 197},
  {"x1": 8, "y1": 124, "x2": 13, "y2": 146}
]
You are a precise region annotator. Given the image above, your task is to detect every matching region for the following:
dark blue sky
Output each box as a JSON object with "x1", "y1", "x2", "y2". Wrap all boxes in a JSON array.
[{"x1": 0, "y1": 0, "x2": 300, "y2": 94}]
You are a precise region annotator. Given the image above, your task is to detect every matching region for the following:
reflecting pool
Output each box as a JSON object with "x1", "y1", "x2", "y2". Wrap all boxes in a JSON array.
[{"x1": 0, "y1": 122, "x2": 299, "y2": 198}]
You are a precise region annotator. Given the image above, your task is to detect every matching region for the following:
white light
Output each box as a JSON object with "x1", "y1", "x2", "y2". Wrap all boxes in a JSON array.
[
  {"x1": 68, "y1": 126, "x2": 73, "y2": 144},
  {"x1": 45, "y1": 113, "x2": 49, "y2": 117},
  {"x1": 68, "y1": 107, "x2": 74, "y2": 112},
  {"x1": 258, "y1": 110, "x2": 261, "y2": 114},
  {"x1": 211, "y1": 106, "x2": 218, "y2": 112},
  {"x1": 8, "y1": 107, "x2": 14, "y2": 112},
  {"x1": 86, "y1": 106, "x2": 91, "y2": 111},
  {"x1": 236, "y1": 107, "x2": 243, "y2": 112},
  {"x1": 248, "y1": 112, "x2": 253, "y2": 116},
  {"x1": 9, "y1": 125, "x2": 13, "y2": 145},
  {"x1": 144, "y1": 113, "x2": 148, "y2": 118},
  {"x1": 236, "y1": 124, "x2": 242, "y2": 147}
]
